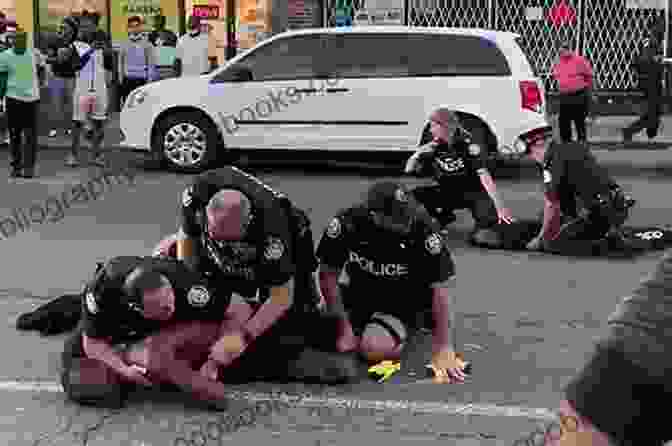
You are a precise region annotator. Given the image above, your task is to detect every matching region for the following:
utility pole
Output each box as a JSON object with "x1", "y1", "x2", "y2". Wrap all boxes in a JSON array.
[{"x1": 226, "y1": 0, "x2": 237, "y2": 59}]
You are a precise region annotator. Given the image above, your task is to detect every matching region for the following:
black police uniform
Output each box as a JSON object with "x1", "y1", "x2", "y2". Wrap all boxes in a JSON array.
[
  {"x1": 62, "y1": 256, "x2": 228, "y2": 365},
  {"x1": 410, "y1": 134, "x2": 498, "y2": 229},
  {"x1": 541, "y1": 142, "x2": 632, "y2": 252},
  {"x1": 180, "y1": 166, "x2": 319, "y2": 311},
  {"x1": 316, "y1": 204, "x2": 456, "y2": 339},
  {"x1": 61, "y1": 256, "x2": 228, "y2": 402},
  {"x1": 180, "y1": 167, "x2": 334, "y2": 381}
]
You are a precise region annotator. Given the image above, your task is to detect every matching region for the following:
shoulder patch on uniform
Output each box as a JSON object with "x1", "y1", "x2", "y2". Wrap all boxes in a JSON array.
[
  {"x1": 425, "y1": 233, "x2": 443, "y2": 255},
  {"x1": 187, "y1": 285, "x2": 211, "y2": 307},
  {"x1": 395, "y1": 188, "x2": 409, "y2": 203},
  {"x1": 468, "y1": 144, "x2": 481, "y2": 156},
  {"x1": 543, "y1": 169, "x2": 552, "y2": 184},
  {"x1": 85, "y1": 291, "x2": 99, "y2": 314},
  {"x1": 264, "y1": 237, "x2": 285, "y2": 260},
  {"x1": 182, "y1": 187, "x2": 193, "y2": 206},
  {"x1": 326, "y1": 217, "x2": 342, "y2": 238}
]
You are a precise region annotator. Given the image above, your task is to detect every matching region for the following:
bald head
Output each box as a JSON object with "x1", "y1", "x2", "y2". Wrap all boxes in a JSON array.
[{"x1": 206, "y1": 189, "x2": 252, "y2": 240}]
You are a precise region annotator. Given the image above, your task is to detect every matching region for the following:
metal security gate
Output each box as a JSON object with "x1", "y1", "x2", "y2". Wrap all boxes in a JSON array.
[
  {"x1": 582, "y1": 1, "x2": 665, "y2": 90},
  {"x1": 492, "y1": 0, "x2": 580, "y2": 92},
  {"x1": 324, "y1": 0, "x2": 669, "y2": 92}
]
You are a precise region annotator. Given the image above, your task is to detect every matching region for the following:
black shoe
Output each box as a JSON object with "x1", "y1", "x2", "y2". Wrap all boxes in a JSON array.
[
  {"x1": 622, "y1": 129, "x2": 633, "y2": 143},
  {"x1": 9, "y1": 168, "x2": 20, "y2": 178}
]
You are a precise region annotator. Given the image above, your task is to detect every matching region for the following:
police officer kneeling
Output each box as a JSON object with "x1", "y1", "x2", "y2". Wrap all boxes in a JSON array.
[
  {"x1": 61, "y1": 256, "x2": 232, "y2": 410},
  {"x1": 317, "y1": 181, "x2": 468, "y2": 383},
  {"x1": 405, "y1": 108, "x2": 515, "y2": 242},
  {"x1": 155, "y1": 166, "x2": 358, "y2": 383},
  {"x1": 525, "y1": 138, "x2": 636, "y2": 255}
]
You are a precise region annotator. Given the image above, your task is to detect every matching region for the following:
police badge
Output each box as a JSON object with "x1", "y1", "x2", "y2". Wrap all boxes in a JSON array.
[
  {"x1": 425, "y1": 233, "x2": 443, "y2": 255},
  {"x1": 395, "y1": 188, "x2": 409, "y2": 203},
  {"x1": 187, "y1": 285, "x2": 211, "y2": 307},
  {"x1": 326, "y1": 218, "x2": 341, "y2": 238},
  {"x1": 468, "y1": 144, "x2": 481, "y2": 156},
  {"x1": 182, "y1": 187, "x2": 193, "y2": 206},
  {"x1": 264, "y1": 237, "x2": 285, "y2": 260},
  {"x1": 85, "y1": 292, "x2": 99, "y2": 314}
]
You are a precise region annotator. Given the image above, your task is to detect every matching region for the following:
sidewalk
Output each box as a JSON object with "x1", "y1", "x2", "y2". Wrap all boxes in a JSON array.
[{"x1": 27, "y1": 112, "x2": 672, "y2": 175}]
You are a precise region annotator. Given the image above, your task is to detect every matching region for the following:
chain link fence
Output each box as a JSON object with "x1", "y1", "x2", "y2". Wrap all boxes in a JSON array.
[{"x1": 324, "y1": 0, "x2": 668, "y2": 92}]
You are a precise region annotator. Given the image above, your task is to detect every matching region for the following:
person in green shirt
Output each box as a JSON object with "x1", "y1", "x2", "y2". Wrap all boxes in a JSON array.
[{"x1": 0, "y1": 26, "x2": 46, "y2": 178}]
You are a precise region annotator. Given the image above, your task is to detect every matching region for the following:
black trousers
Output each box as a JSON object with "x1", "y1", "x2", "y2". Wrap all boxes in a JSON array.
[
  {"x1": 412, "y1": 185, "x2": 498, "y2": 229},
  {"x1": 6, "y1": 97, "x2": 39, "y2": 171},
  {"x1": 545, "y1": 190, "x2": 631, "y2": 256},
  {"x1": 558, "y1": 89, "x2": 590, "y2": 143},
  {"x1": 625, "y1": 86, "x2": 662, "y2": 139}
]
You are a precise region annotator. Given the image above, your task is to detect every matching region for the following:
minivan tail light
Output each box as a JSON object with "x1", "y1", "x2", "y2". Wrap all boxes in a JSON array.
[{"x1": 520, "y1": 80, "x2": 542, "y2": 113}]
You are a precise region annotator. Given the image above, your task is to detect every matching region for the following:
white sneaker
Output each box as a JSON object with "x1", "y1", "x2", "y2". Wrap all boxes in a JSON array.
[{"x1": 48, "y1": 129, "x2": 57, "y2": 137}]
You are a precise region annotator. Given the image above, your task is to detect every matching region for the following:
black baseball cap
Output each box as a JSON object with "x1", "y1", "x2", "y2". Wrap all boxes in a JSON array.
[{"x1": 364, "y1": 181, "x2": 415, "y2": 225}]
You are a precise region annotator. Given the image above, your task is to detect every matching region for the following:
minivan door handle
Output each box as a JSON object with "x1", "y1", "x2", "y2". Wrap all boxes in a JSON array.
[
  {"x1": 326, "y1": 88, "x2": 349, "y2": 93},
  {"x1": 294, "y1": 88, "x2": 317, "y2": 93}
]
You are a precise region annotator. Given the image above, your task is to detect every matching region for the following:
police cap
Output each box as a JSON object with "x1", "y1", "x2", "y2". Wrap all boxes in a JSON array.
[{"x1": 364, "y1": 181, "x2": 414, "y2": 224}]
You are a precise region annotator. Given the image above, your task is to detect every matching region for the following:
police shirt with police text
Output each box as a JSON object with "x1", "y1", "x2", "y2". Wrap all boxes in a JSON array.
[
  {"x1": 416, "y1": 138, "x2": 488, "y2": 192},
  {"x1": 82, "y1": 256, "x2": 230, "y2": 343},
  {"x1": 180, "y1": 170, "x2": 295, "y2": 298},
  {"x1": 542, "y1": 142, "x2": 614, "y2": 207},
  {"x1": 316, "y1": 207, "x2": 455, "y2": 309}
]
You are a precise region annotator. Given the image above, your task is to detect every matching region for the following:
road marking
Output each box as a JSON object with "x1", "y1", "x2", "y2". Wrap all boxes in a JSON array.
[{"x1": 0, "y1": 380, "x2": 555, "y2": 421}]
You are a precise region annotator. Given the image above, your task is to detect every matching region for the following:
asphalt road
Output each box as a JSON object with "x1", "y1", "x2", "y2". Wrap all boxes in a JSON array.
[{"x1": 1, "y1": 148, "x2": 671, "y2": 446}]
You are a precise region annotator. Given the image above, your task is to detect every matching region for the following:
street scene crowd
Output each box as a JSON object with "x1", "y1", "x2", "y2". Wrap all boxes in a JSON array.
[{"x1": 2, "y1": 6, "x2": 672, "y2": 446}]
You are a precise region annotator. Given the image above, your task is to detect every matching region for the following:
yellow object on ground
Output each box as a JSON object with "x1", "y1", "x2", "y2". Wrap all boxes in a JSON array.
[{"x1": 367, "y1": 360, "x2": 401, "y2": 383}]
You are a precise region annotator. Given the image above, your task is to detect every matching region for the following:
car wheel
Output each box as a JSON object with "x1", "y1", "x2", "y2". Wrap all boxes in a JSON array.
[{"x1": 152, "y1": 111, "x2": 220, "y2": 173}]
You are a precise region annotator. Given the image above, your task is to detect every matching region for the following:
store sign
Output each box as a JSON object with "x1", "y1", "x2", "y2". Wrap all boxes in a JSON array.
[
  {"x1": 193, "y1": 5, "x2": 220, "y2": 19},
  {"x1": 121, "y1": 0, "x2": 162, "y2": 15},
  {"x1": 626, "y1": 0, "x2": 665, "y2": 9},
  {"x1": 354, "y1": 8, "x2": 403, "y2": 25}
]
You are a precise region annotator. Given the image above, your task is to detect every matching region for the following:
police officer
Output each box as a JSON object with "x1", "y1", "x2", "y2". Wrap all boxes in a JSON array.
[
  {"x1": 61, "y1": 255, "x2": 232, "y2": 410},
  {"x1": 523, "y1": 249, "x2": 672, "y2": 446},
  {"x1": 316, "y1": 181, "x2": 469, "y2": 383},
  {"x1": 159, "y1": 166, "x2": 357, "y2": 383},
  {"x1": 525, "y1": 138, "x2": 635, "y2": 255},
  {"x1": 405, "y1": 108, "x2": 515, "y2": 243}
]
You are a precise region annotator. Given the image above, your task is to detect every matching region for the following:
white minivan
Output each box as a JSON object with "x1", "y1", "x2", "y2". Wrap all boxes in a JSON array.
[{"x1": 120, "y1": 26, "x2": 551, "y2": 172}]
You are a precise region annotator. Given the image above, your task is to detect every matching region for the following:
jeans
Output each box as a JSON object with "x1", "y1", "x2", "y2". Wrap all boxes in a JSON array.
[{"x1": 49, "y1": 76, "x2": 75, "y2": 129}]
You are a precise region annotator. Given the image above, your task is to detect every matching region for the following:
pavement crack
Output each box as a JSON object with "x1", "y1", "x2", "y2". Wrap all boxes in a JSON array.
[{"x1": 78, "y1": 410, "x2": 121, "y2": 446}]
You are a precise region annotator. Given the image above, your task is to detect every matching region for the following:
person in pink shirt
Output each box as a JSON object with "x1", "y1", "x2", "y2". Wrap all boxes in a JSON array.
[{"x1": 552, "y1": 42, "x2": 594, "y2": 143}]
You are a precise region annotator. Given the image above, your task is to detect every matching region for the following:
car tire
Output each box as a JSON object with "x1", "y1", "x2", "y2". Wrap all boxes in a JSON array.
[{"x1": 152, "y1": 111, "x2": 221, "y2": 173}]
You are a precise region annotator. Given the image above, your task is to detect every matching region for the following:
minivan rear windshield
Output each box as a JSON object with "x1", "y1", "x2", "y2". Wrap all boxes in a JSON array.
[{"x1": 514, "y1": 37, "x2": 538, "y2": 77}]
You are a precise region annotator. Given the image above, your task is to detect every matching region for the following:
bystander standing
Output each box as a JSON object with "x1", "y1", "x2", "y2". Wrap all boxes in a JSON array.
[
  {"x1": 148, "y1": 14, "x2": 178, "y2": 80},
  {"x1": 623, "y1": 32, "x2": 664, "y2": 142},
  {"x1": 0, "y1": 12, "x2": 10, "y2": 146},
  {"x1": 46, "y1": 16, "x2": 79, "y2": 139},
  {"x1": 175, "y1": 15, "x2": 210, "y2": 77},
  {"x1": 70, "y1": 28, "x2": 114, "y2": 168},
  {"x1": 118, "y1": 16, "x2": 156, "y2": 108},
  {"x1": 552, "y1": 41, "x2": 593, "y2": 144},
  {"x1": 0, "y1": 25, "x2": 46, "y2": 178}
]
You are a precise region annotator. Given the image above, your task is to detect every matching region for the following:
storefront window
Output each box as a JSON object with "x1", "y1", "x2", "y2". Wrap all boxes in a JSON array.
[
  {"x1": 184, "y1": 0, "x2": 273, "y2": 65},
  {"x1": 37, "y1": 0, "x2": 109, "y2": 48},
  {"x1": 0, "y1": 0, "x2": 17, "y2": 24}
]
